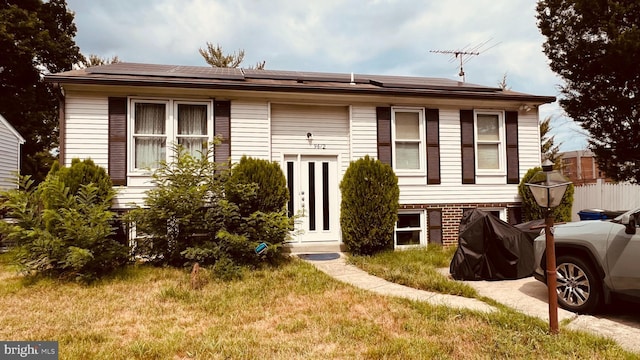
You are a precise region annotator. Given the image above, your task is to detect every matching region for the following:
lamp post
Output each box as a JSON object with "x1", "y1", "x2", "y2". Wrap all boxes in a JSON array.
[{"x1": 525, "y1": 159, "x2": 571, "y2": 335}]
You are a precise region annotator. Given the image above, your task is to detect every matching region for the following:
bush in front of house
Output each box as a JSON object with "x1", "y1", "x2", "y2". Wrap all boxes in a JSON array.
[
  {"x1": 127, "y1": 146, "x2": 291, "y2": 269},
  {"x1": 518, "y1": 166, "x2": 574, "y2": 222},
  {"x1": 340, "y1": 155, "x2": 399, "y2": 255},
  {"x1": 225, "y1": 155, "x2": 289, "y2": 215},
  {"x1": 0, "y1": 160, "x2": 129, "y2": 281}
]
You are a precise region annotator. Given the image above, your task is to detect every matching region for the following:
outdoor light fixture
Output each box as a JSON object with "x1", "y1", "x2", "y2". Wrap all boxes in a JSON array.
[
  {"x1": 525, "y1": 159, "x2": 572, "y2": 335},
  {"x1": 306, "y1": 132, "x2": 312, "y2": 139}
]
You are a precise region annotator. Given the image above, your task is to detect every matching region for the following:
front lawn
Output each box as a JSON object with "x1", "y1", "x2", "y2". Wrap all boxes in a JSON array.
[
  {"x1": 0, "y1": 252, "x2": 634, "y2": 359},
  {"x1": 349, "y1": 246, "x2": 477, "y2": 298}
]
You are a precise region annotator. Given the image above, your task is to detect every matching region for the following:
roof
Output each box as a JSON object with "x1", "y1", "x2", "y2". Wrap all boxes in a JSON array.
[
  {"x1": 46, "y1": 62, "x2": 556, "y2": 104},
  {"x1": 0, "y1": 114, "x2": 25, "y2": 144}
]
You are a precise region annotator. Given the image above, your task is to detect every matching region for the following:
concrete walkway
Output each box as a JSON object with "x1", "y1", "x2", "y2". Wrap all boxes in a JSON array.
[
  {"x1": 298, "y1": 252, "x2": 495, "y2": 313},
  {"x1": 298, "y1": 252, "x2": 640, "y2": 354}
]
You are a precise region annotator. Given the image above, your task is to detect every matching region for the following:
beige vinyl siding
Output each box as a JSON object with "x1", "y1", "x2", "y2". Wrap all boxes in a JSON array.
[
  {"x1": 230, "y1": 100, "x2": 270, "y2": 163},
  {"x1": 0, "y1": 121, "x2": 20, "y2": 189},
  {"x1": 271, "y1": 104, "x2": 350, "y2": 174},
  {"x1": 64, "y1": 93, "x2": 109, "y2": 168},
  {"x1": 350, "y1": 105, "x2": 378, "y2": 160}
]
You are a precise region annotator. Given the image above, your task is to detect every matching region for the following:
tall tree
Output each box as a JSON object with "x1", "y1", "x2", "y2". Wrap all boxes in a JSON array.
[
  {"x1": 537, "y1": 0, "x2": 640, "y2": 183},
  {"x1": 540, "y1": 116, "x2": 560, "y2": 165},
  {"x1": 199, "y1": 42, "x2": 265, "y2": 69},
  {"x1": 0, "y1": 0, "x2": 82, "y2": 181}
]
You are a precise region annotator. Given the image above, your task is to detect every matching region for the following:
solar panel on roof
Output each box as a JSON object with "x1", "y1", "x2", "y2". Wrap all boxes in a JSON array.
[
  {"x1": 88, "y1": 63, "x2": 245, "y2": 80},
  {"x1": 243, "y1": 69, "x2": 352, "y2": 83}
]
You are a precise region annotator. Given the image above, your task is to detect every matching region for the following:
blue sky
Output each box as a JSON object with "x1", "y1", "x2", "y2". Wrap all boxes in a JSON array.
[{"x1": 65, "y1": 0, "x2": 589, "y2": 152}]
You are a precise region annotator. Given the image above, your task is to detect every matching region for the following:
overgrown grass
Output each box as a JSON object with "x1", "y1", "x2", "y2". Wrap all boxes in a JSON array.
[
  {"x1": 349, "y1": 245, "x2": 478, "y2": 298},
  {"x1": 0, "y1": 253, "x2": 636, "y2": 359}
]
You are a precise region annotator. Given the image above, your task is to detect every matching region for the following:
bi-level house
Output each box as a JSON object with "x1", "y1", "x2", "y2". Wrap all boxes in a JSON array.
[{"x1": 45, "y1": 63, "x2": 554, "y2": 250}]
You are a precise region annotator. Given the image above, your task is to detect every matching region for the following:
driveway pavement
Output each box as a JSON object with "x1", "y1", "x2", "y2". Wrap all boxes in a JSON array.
[
  {"x1": 298, "y1": 252, "x2": 640, "y2": 354},
  {"x1": 461, "y1": 275, "x2": 640, "y2": 354}
]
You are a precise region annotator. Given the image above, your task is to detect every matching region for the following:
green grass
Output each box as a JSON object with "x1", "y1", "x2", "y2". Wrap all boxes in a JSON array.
[
  {"x1": 349, "y1": 245, "x2": 478, "y2": 298},
  {"x1": 0, "y1": 252, "x2": 637, "y2": 359}
]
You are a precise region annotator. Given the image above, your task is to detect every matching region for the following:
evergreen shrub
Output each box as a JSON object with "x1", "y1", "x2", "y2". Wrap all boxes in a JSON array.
[
  {"x1": 518, "y1": 166, "x2": 574, "y2": 222},
  {"x1": 225, "y1": 156, "x2": 289, "y2": 215},
  {"x1": 340, "y1": 156, "x2": 399, "y2": 255},
  {"x1": 0, "y1": 159, "x2": 128, "y2": 281}
]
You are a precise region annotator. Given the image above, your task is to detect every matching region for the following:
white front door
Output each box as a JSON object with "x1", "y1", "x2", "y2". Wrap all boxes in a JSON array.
[{"x1": 284, "y1": 155, "x2": 340, "y2": 242}]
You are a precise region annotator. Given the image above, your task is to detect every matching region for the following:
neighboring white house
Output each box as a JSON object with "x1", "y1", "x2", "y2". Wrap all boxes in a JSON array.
[
  {"x1": 45, "y1": 63, "x2": 555, "y2": 249},
  {"x1": 0, "y1": 114, "x2": 25, "y2": 190}
]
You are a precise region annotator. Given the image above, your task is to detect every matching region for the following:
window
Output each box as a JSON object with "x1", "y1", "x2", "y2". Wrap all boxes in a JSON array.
[
  {"x1": 395, "y1": 212, "x2": 424, "y2": 247},
  {"x1": 133, "y1": 102, "x2": 167, "y2": 169},
  {"x1": 475, "y1": 111, "x2": 505, "y2": 173},
  {"x1": 130, "y1": 99, "x2": 212, "y2": 171},
  {"x1": 177, "y1": 104, "x2": 208, "y2": 158},
  {"x1": 392, "y1": 108, "x2": 425, "y2": 172}
]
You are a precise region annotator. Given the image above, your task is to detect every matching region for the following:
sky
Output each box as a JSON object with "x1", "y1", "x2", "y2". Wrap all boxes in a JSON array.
[{"x1": 65, "y1": 0, "x2": 589, "y2": 152}]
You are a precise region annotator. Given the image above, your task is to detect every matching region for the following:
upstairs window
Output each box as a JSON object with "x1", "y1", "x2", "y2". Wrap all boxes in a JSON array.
[
  {"x1": 130, "y1": 99, "x2": 212, "y2": 172},
  {"x1": 133, "y1": 102, "x2": 167, "y2": 169},
  {"x1": 177, "y1": 104, "x2": 208, "y2": 158},
  {"x1": 392, "y1": 108, "x2": 425, "y2": 173},
  {"x1": 475, "y1": 111, "x2": 505, "y2": 174}
]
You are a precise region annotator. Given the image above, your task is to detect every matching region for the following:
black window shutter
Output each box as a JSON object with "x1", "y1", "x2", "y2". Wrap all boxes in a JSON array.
[
  {"x1": 214, "y1": 100, "x2": 231, "y2": 164},
  {"x1": 460, "y1": 109, "x2": 475, "y2": 184},
  {"x1": 376, "y1": 107, "x2": 392, "y2": 165},
  {"x1": 426, "y1": 108, "x2": 440, "y2": 184},
  {"x1": 505, "y1": 111, "x2": 519, "y2": 184},
  {"x1": 427, "y1": 209, "x2": 443, "y2": 245},
  {"x1": 108, "y1": 97, "x2": 127, "y2": 186}
]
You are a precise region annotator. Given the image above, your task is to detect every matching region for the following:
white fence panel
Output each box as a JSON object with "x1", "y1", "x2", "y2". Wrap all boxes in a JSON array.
[{"x1": 572, "y1": 180, "x2": 640, "y2": 221}]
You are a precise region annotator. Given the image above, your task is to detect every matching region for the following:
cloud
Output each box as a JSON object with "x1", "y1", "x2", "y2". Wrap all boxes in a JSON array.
[{"x1": 66, "y1": 0, "x2": 586, "y2": 151}]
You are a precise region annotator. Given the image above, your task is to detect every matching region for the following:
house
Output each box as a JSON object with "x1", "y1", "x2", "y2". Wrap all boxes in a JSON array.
[
  {"x1": 0, "y1": 114, "x2": 25, "y2": 190},
  {"x1": 45, "y1": 63, "x2": 554, "y2": 249},
  {"x1": 559, "y1": 150, "x2": 609, "y2": 185}
]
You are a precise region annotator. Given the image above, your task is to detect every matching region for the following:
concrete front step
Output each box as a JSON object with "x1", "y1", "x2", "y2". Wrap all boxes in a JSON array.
[{"x1": 283, "y1": 242, "x2": 346, "y2": 254}]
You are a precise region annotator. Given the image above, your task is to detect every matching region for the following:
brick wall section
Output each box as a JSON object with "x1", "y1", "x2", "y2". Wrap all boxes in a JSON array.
[{"x1": 399, "y1": 202, "x2": 521, "y2": 247}]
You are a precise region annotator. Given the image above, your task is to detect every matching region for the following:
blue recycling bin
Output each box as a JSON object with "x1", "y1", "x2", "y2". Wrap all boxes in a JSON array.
[{"x1": 577, "y1": 209, "x2": 608, "y2": 220}]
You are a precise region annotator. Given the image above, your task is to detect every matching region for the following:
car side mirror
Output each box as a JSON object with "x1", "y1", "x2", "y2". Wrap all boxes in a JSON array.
[{"x1": 622, "y1": 214, "x2": 637, "y2": 235}]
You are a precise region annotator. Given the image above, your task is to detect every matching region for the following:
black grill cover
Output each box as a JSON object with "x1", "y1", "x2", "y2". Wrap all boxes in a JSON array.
[{"x1": 449, "y1": 209, "x2": 537, "y2": 280}]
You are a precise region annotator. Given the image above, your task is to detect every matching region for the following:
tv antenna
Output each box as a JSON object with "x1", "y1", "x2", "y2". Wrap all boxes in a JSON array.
[{"x1": 430, "y1": 39, "x2": 500, "y2": 82}]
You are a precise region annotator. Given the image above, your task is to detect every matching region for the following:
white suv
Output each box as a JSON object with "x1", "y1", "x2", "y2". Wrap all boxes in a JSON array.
[{"x1": 533, "y1": 208, "x2": 640, "y2": 313}]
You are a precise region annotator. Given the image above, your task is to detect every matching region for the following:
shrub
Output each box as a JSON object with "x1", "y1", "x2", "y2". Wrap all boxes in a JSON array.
[
  {"x1": 0, "y1": 160, "x2": 128, "y2": 281},
  {"x1": 225, "y1": 156, "x2": 289, "y2": 215},
  {"x1": 126, "y1": 145, "x2": 225, "y2": 266},
  {"x1": 47, "y1": 158, "x2": 113, "y2": 204},
  {"x1": 127, "y1": 147, "x2": 291, "y2": 268},
  {"x1": 518, "y1": 166, "x2": 574, "y2": 222},
  {"x1": 340, "y1": 155, "x2": 399, "y2": 255}
]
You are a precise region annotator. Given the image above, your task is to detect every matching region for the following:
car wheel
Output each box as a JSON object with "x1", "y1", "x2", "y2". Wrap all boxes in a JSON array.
[{"x1": 555, "y1": 255, "x2": 602, "y2": 314}]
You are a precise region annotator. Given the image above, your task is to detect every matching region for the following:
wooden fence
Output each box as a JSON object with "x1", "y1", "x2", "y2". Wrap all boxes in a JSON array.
[{"x1": 571, "y1": 180, "x2": 640, "y2": 221}]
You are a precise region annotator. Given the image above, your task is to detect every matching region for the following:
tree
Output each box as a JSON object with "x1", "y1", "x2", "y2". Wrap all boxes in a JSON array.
[
  {"x1": 199, "y1": 42, "x2": 266, "y2": 69},
  {"x1": 497, "y1": 73, "x2": 510, "y2": 90},
  {"x1": 540, "y1": 116, "x2": 560, "y2": 165},
  {"x1": 0, "y1": 0, "x2": 82, "y2": 182},
  {"x1": 77, "y1": 54, "x2": 120, "y2": 69},
  {"x1": 537, "y1": 0, "x2": 640, "y2": 183}
]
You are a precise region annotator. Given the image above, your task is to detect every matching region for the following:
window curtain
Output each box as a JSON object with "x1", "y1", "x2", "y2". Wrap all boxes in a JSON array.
[
  {"x1": 178, "y1": 104, "x2": 207, "y2": 158},
  {"x1": 476, "y1": 114, "x2": 500, "y2": 170},
  {"x1": 135, "y1": 103, "x2": 166, "y2": 169},
  {"x1": 395, "y1": 112, "x2": 420, "y2": 169}
]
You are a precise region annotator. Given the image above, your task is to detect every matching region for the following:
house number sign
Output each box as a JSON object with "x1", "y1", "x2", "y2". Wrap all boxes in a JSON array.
[{"x1": 313, "y1": 144, "x2": 327, "y2": 149}]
